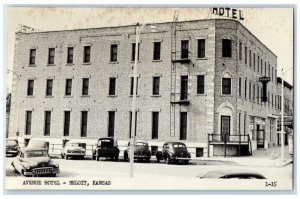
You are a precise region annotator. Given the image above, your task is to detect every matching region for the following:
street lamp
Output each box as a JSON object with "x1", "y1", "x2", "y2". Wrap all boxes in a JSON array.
[
  {"x1": 280, "y1": 67, "x2": 292, "y2": 160},
  {"x1": 130, "y1": 23, "x2": 156, "y2": 178},
  {"x1": 7, "y1": 69, "x2": 21, "y2": 139}
]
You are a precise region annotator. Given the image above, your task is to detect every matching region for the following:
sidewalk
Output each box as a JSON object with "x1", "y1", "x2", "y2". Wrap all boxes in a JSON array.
[{"x1": 194, "y1": 146, "x2": 293, "y2": 167}]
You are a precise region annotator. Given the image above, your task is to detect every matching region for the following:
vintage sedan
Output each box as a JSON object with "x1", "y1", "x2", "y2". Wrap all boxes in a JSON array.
[
  {"x1": 156, "y1": 142, "x2": 191, "y2": 164},
  {"x1": 61, "y1": 141, "x2": 86, "y2": 159},
  {"x1": 93, "y1": 137, "x2": 119, "y2": 161},
  {"x1": 198, "y1": 169, "x2": 266, "y2": 179},
  {"x1": 123, "y1": 141, "x2": 151, "y2": 162},
  {"x1": 11, "y1": 148, "x2": 60, "y2": 177},
  {"x1": 6, "y1": 138, "x2": 19, "y2": 157}
]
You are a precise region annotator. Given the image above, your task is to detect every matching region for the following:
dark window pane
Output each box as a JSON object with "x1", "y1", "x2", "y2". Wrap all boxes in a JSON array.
[
  {"x1": 153, "y1": 42, "x2": 161, "y2": 60},
  {"x1": 245, "y1": 79, "x2": 247, "y2": 98},
  {"x1": 181, "y1": 40, "x2": 189, "y2": 59},
  {"x1": 110, "y1": 44, "x2": 118, "y2": 62},
  {"x1": 65, "y1": 79, "x2": 72, "y2": 96},
  {"x1": 44, "y1": 111, "x2": 51, "y2": 136},
  {"x1": 222, "y1": 39, "x2": 232, "y2": 58},
  {"x1": 244, "y1": 46, "x2": 248, "y2": 64},
  {"x1": 131, "y1": 43, "x2": 140, "y2": 61},
  {"x1": 239, "y1": 77, "x2": 242, "y2": 96},
  {"x1": 48, "y1": 48, "x2": 55, "y2": 64},
  {"x1": 197, "y1": 39, "x2": 205, "y2": 58},
  {"x1": 25, "y1": 111, "x2": 32, "y2": 135},
  {"x1": 64, "y1": 111, "x2": 70, "y2": 136},
  {"x1": 180, "y1": 76, "x2": 188, "y2": 100},
  {"x1": 197, "y1": 75, "x2": 205, "y2": 94},
  {"x1": 109, "y1": 78, "x2": 116, "y2": 95},
  {"x1": 152, "y1": 112, "x2": 159, "y2": 139},
  {"x1": 27, "y1": 80, "x2": 34, "y2": 96},
  {"x1": 130, "y1": 77, "x2": 138, "y2": 95},
  {"x1": 129, "y1": 111, "x2": 137, "y2": 138},
  {"x1": 108, "y1": 111, "x2": 115, "y2": 137},
  {"x1": 239, "y1": 42, "x2": 242, "y2": 61},
  {"x1": 82, "y1": 78, "x2": 89, "y2": 96},
  {"x1": 83, "y1": 46, "x2": 91, "y2": 63},
  {"x1": 152, "y1": 77, "x2": 160, "y2": 95},
  {"x1": 67, "y1": 47, "x2": 74, "y2": 64},
  {"x1": 46, "y1": 79, "x2": 53, "y2": 96},
  {"x1": 180, "y1": 112, "x2": 187, "y2": 140},
  {"x1": 29, "y1": 49, "x2": 36, "y2": 65},
  {"x1": 222, "y1": 78, "x2": 231, "y2": 95},
  {"x1": 81, "y1": 111, "x2": 88, "y2": 137}
]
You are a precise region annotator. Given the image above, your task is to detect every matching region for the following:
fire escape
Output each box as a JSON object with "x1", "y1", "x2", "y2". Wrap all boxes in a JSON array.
[{"x1": 169, "y1": 11, "x2": 192, "y2": 137}]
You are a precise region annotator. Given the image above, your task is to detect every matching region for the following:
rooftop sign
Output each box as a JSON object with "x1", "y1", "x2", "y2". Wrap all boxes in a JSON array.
[{"x1": 212, "y1": 8, "x2": 244, "y2": 20}]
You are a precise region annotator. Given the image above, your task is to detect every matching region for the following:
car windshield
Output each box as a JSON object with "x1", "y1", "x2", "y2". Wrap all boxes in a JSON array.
[
  {"x1": 99, "y1": 140, "x2": 113, "y2": 147},
  {"x1": 173, "y1": 144, "x2": 186, "y2": 148},
  {"x1": 67, "y1": 143, "x2": 81, "y2": 147},
  {"x1": 7, "y1": 140, "x2": 17, "y2": 145},
  {"x1": 24, "y1": 151, "x2": 48, "y2": 158}
]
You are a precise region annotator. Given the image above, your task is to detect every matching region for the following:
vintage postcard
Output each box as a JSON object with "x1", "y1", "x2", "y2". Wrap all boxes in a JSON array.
[{"x1": 4, "y1": 6, "x2": 294, "y2": 191}]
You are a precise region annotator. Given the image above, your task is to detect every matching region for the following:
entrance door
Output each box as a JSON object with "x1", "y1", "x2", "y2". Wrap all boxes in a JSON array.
[{"x1": 221, "y1": 116, "x2": 230, "y2": 141}]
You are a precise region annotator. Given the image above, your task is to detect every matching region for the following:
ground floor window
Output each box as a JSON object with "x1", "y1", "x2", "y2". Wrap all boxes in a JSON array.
[{"x1": 196, "y1": 148, "x2": 204, "y2": 157}]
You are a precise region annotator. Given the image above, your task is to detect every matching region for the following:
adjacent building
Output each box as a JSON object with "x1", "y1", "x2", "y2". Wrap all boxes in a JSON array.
[{"x1": 8, "y1": 19, "x2": 293, "y2": 157}]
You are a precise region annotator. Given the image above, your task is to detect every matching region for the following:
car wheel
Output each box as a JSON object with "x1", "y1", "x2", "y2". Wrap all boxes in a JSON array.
[
  {"x1": 145, "y1": 158, "x2": 150, "y2": 162},
  {"x1": 65, "y1": 155, "x2": 68, "y2": 160},
  {"x1": 184, "y1": 160, "x2": 189, "y2": 165},
  {"x1": 166, "y1": 156, "x2": 171, "y2": 164},
  {"x1": 92, "y1": 155, "x2": 96, "y2": 160},
  {"x1": 157, "y1": 158, "x2": 160, "y2": 163},
  {"x1": 96, "y1": 156, "x2": 99, "y2": 161},
  {"x1": 115, "y1": 155, "x2": 119, "y2": 161},
  {"x1": 124, "y1": 153, "x2": 128, "y2": 161},
  {"x1": 61, "y1": 153, "x2": 64, "y2": 159}
]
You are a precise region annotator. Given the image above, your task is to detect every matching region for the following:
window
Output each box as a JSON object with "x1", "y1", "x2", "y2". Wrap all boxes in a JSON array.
[
  {"x1": 249, "y1": 50, "x2": 252, "y2": 68},
  {"x1": 197, "y1": 39, "x2": 205, "y2": 58},
  {"x1": 180, "y1": 112, "x2": 187, "y2": 140},
  {"x1": 239, "y1": 77, "x2": 242, "y2": 96},
  {"x1": 244, "y1": 46, "x2": 247, "y2": 64},
  {"x1": 257, "y1": 86, "x2": 260, "y2": 103},
  {"x1": 180, "y1": 76, "x2": 188, "y2": 100},
  {"x1": 264, "y1": 62, "x2": 267, "y2": 76},
  {"x1": 275, "y1": 69, "x2": 277, "y2": 83},
  {"x1": 253, "y1": 84, "x2": 256, "y2": 102},
  {"x1": 131, "y1": 43, "x2": 140, "y2": 61},
  {"x1": 109, "y1": 78, "x2": 116, "y2": 96},
  {"x1": 81, "y1": 111, "x2": 88, "y2": 137},
  {"x1": 130, "y1": 77, "x2": 138, "y2": 95},
  {"x1": 46, "y1": 79, "x2": 53, "y2": 96},
  {"x1": 82, "y1": 78, "x2": 89, "y2": 96},
  {"x1": 25, "y1": 111, "x2": 32, "y2": 135},
  {"x1": 222, "y1": 39, "x2": 232, "y2": 58},
  {"x1": 272, "y1": 93, "x2": 274, "y2": 108},
  {"x1": 153, "y1": 42, "x2": 161, "y2": 60},
  {"x1": 67, "y1": 47, "x2": 74, "y2": 64},
  {"x1": 48, "y1": 48, "x2": 55, "y2": 64},
  {"x1": 196, "y1": 148, "x2": 204, "y2": 157},
  {"x1": 253, "y1": 53, "x2": 256, "y2": 71},
  {"x1": 181, "y1": 40, "x2": 189, "y2": 59},
  {"x1": 27, "y1": 80, "x2": 34, "y2": 96},
  {"x1": 65, "y1": 79, "x2": 72, "y2": 96},
  {"x1": 268, "y1": 64, "x2": 271, "y2": 77},
  {"x1": 272, "y1": 67, "x2": 274, "y2": 82},
  {"x1": 221, "y1": 116, "x2": 230, "y2": 137},
  {"x1": 152, "y1": 112, "x2": 159, "y2": 139},
  {"x1": 129, "y1": 111, "x2": 137, "y2": 138},
  {"x1": 83, "y1": 46, "x2": 91, "y2": 63},
  {"x1": 108, "y1": 111, "x2": 115, "y2": 137},
  {"x1": 29, "y1": 49, "x2": 36, "y2": 65},
  {"x1": 260, "y1": 59, "x2": 263, "y2": 74},
  {"x1": 244, "y1": 78, "x2": 247, "y2": 98},
  {"x1": 197, "y1": 75, "x2": 205, "y2": 94},
  {"x1": 257, "y1": 55, "x2": 260, "y2": 73},
  {"x1": 110, "y1": 44, "x2": 118, "y2": 62},
  {"x1": 222, "y1": 78, "x2": 231, "y2": 95},
  {"x1": 152, "y1": 77, "x2": 160, "y2": 95},
  {"x1": 239, "y1": 41, "x2": 242, "y2": 61},
  {"x1": 63, "y1": 111, "x2": 70, "y2": 136},
  {"x1": 249, "y1": 82, "x2": 252, "y2": 100},
  {"x1": 44, "y1": 111, "x2": 51, "y2": 136}
]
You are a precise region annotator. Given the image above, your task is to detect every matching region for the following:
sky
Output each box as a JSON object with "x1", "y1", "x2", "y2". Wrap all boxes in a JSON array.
[{"x1": 5, "y1": 7, "x2": 294, "y2": 93}]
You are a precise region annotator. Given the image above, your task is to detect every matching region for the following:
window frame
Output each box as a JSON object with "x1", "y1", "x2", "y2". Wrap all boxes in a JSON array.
[
  {"x1": 110, "y1": 44, "x2": 118, "y2": 62},
  {"x1": 197, "y1": 39, "x2": 206, "y2": 58},
  {"x1": 83, "y1": 46, "x2": 91, "y2": 63},
  {"x1": 45, "y1": 79, "x2": 53, "y2": 96},
  {"x1": 222, "y1": 39, "x2": 232, "y2": 58},
  {"x1": 222, "y1": 78, "x2": 232, "y2": 95},
  {"x1": 29, "y1": 49, "x2": 36, "y2": 65},
  {"x1": 82, "y1": 78, "x2": 89, "y2": 96},
  {"x1": 48, "y1": 48, "x2": 55, "y2": 65},
  {"x1": 153, "y1": 42, "x2": 161, "y2": 61}
]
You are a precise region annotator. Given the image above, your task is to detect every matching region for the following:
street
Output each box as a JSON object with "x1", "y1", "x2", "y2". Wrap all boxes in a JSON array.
[{"x1": 5, "y1": 156, "x2": 293, "y2": 180}]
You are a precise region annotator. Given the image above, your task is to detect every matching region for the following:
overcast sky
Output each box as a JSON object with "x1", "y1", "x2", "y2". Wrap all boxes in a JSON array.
[{"x1": 5, "y1": 7, "x2": 294, "y2": 93}]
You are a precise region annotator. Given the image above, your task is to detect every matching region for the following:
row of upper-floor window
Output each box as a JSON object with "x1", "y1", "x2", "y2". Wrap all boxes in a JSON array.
[
  {"x1": 24, "y1": 110, "x2": 189, "y2": 140},
  {"x1": 237, "y1": 40, "x2": 277, "y2": 83},
  {"x1": 27, "y1": 39, "x2": 208, "y2": 66},
  {"x1": 25, "y1": 75, "x2": 207, "y2": 98},
  {"x1": 238, "y1": 77, "x2": 285, "y2": 111}
]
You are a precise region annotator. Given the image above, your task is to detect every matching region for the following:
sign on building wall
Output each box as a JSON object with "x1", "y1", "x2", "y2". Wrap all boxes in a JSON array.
[{"x1": 212, "y1": 8, "x2": 245, "y2": 20}]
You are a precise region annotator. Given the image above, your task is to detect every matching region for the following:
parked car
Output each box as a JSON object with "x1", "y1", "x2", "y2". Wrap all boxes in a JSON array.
[
  {"x1": 156, "y1": 142, "x2": 191, "y2": 164},
  {"x1": 197, "y1": 169, "x2": 266, "y2": 179},
  {"x1": 93, "y1": 137, "x2": 119, "y2": 161},
  {"x1": 6, "y1": 138, "x2": 19, "y2": 157},
  {"x1": 123, "y1": 141, "x2": 151, "y2": 162},
  {"x1": 61, "y1": 141, "x2": 86, "y2": 160},
  {"x1": 11, "y1": 148, "x2": 60, "y2": 177}
]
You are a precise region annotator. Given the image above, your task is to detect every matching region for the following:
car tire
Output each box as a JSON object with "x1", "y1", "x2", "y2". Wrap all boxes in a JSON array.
[
  {"x1": 92, "y1": 155, "x2": 96, "y2": 160},
  {"x1": 115, "y1": 155, "x2": 119, "y2": 161},
  {"x1": 65, "y1": 155, "x2": 68, "y2": 160},
  {"x1": 184, "y1": 160, "x2": 189, "y2": 165},
  {"x1": 157, "y1": 158, "x2": 160, "y2": 163},
  {"x1": 96, "y1": 156, "x2": 99, "y2": 161},
  {"x1": 61, "y1": 154, "x2": 64, "y2": 159},
  {"x1": 124, "y1": 153, "x2": 128, "y2": 161},
  {"x1": 145, "y1": 158, "x2": 150, "y2": 162}
]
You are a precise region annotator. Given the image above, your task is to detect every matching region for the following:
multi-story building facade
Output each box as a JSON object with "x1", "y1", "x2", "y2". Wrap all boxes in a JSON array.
[{"x1": 9, "y1": 19, "x2": 292, "y2": 157}]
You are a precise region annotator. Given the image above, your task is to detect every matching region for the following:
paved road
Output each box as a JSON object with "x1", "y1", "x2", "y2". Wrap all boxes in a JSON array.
[{"x1": 5, "y1": 156, "x2": 293, "y2": 180}]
